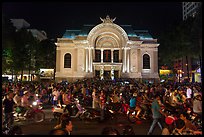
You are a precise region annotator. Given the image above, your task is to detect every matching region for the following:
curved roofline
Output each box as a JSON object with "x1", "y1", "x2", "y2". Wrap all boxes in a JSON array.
[{"x1": 87, "y1": 22, "x2": 129, "y2": 47}]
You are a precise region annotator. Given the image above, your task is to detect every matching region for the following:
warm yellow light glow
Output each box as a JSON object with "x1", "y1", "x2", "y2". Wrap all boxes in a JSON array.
[{"x1": 159, "y1": 69, "x2": 172, "y2": 75}]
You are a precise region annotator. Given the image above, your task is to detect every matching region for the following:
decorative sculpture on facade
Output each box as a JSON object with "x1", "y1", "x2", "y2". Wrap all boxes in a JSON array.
[{"x1": 100, "y1": 15, "x2": 116, "y2": 23}]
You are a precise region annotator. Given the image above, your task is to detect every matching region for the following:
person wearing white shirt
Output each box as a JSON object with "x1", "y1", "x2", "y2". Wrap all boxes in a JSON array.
[
  {"x1": 186, "y1": 86, "x2": 192, "y2": 106},
  {"x1": 52, "y1": 88, "x2": 60, "y2": 106}
]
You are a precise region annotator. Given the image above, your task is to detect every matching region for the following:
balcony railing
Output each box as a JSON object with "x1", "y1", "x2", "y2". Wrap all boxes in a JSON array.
[{"x1": 93, "y1": 59, "x2": 122, "y2": 63}]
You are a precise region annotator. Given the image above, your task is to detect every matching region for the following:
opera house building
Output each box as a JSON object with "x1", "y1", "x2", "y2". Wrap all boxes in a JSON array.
[{"x1": 55, "y1": 16, "x2": 159, "y2": 82}]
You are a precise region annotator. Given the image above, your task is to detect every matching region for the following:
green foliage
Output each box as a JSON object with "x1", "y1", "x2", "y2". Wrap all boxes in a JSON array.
[
  {"x1": 2, "y1": 15, "x2": 16, "y2": 74},
  {"x1": 158, "y1": 5, "x2": 202, "y2": 71},
  {"x1": 35, "y1": 39, "x2": 56, "y2": 69}
]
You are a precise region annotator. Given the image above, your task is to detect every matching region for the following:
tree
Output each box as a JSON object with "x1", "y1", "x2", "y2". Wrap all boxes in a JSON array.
[
  {"x1": 158, "y1": 8, "x2": 202, "y2": 73},
  {"x1": 12, "y1": 28, "x2": 38, "y2": 81},
  {"x1": 35, "y1": 39, "x2": 56, "y2": 69},
  {"x1": 2, "y1": 14, "x2": 16, "y2": 75},
  {"x1": 190, "y1": 5, "x2": 202, "y2": 65}
]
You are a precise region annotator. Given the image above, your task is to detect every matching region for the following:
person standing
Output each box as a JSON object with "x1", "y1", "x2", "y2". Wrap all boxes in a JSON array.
[
  {"x1": 13, "y1": 90, "x2": 21, "y2": 107},
  {"x1": 147, "y1": 94, "x2": 167, "y2": 135},
  {"x1": 63, "y1": 90, "x2": 72, "y2": 115},
  {"x1": 186, "y1": 85, "x2": 192, "y2": 106},
  {"x1": 99, "y1": 90, "x2": 106, "y2": 121},
  {"x1": 52, "y1": 88, "x2": 60, "y2": 106},
  {"x1": 92, "y1": 87, "x2": 99, "y2": 109},
  {"x1": 57, "y1": 90, "x2": 64, "y2": 108},
  {"x1": 3, "y1": 91, "x2": 15, "y2": 128}
]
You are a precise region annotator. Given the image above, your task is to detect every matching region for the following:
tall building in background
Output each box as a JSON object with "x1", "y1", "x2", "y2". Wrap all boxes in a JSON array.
[
  {"x1": 55, "y1": 16, "x2": 160, "y2": 82},
  {"x1": 10, "y1": 19, "x2": 30, "y2": 30},
  {"x1": 182, "y1": 2, "x2": 201, "y2": 20},
  {"x1": 27, "y1": 29, "x2": 47, "y2": 41},
  {"x1": 176, "y1": 2, "x2": 202, "y2": 82},
  {"x1": 10, "y1": 19, "x2": 47, "y2": 41},
  {"x1": 9, "y1": 18, "x2": 48, "y2": 81}
]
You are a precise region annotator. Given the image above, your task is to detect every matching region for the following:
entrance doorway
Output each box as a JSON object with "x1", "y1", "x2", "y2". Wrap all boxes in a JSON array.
[
  {"x1": 114, "y1": 71, "x2": 119, "y2": 79},
  {"x1": 104, "y1": 71, "x2": 111, "y2": 79},
  {"x1": 95, "y1": 70, "x2": 100, "y2": 78}
]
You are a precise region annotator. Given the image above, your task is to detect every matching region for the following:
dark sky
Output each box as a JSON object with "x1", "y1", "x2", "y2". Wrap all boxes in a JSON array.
[{"x1": 2, "y1": 2, "x2": 182, "y2": 39}]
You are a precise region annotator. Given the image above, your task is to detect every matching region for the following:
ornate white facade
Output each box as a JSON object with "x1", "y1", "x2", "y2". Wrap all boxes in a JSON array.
[{"x1": 55, "y1": 16, "x2": 159, "y2": 82}]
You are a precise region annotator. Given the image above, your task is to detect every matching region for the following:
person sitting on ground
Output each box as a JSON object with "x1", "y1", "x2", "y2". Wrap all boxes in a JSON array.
[
  {"x1": 122, "y1": 125, "x2": 135, "y2": 135},
  {"x1": 101, "y1": 126, "x2": 120, "y2": 135},
  {"x1": 179, "y1": 112, "x2": 198, "y2": 131},
  {"x1": 49, "y1": 128, "x2": 68, "y2": 135},
  {"x1": 54, "y1": 113, "x2": 73, "y2": 135},
  {"x1": 171, "y1": 118, "x2": 195, "y2": 135},
  {"x1": 8, "y1": 125, "x2": 23, "y2": 135}
]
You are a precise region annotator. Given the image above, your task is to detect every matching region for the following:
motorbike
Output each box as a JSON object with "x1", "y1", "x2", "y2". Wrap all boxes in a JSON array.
[
  {"x1": 52, "y1": 98, "x2": 86, "y2": 124},
  {"x1": 13, "y1": 100, "x2": 45, "y2": 123},
  {"x1": 127, "y1": 102, "x2": 152, "y2": 123},
  {"x1": 80, "y1": 102, "x2": 118, "y2": 123}
]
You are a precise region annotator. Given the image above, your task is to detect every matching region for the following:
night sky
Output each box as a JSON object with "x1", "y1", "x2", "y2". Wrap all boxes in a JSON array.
[{"x1": 2, "y1": 2, "x2": 182, "y2": 39}]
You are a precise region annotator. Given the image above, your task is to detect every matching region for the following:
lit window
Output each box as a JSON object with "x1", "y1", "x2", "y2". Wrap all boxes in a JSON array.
[
  {"x1": 143, "y1": 54, "x2": 150, "y2": 69},
  {"x1": 103, "y1": 50, "x2": 111, "y2": 62},
  {"x1": 64, "y1": 53, "x2": 71, "y2": 68},
  {"x1": 95, "y1": 50, "x2": 101, "y2": 62},
  {"x1": 113, "y1": 50, "x2": 119, "y2": 62}
]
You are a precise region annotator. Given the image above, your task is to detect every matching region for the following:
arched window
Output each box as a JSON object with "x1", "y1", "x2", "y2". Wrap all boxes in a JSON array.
[
  {"x1": 143, "y1": 54, "x2": 150, "y2": 69},
  {"x1": 64, "y1": 53, "x2": 71, "y2": 68}
]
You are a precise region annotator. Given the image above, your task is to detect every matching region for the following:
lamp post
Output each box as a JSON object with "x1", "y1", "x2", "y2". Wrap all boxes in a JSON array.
[{"x1": 186, "y1": 56, "x2": 190, "y2": 82}]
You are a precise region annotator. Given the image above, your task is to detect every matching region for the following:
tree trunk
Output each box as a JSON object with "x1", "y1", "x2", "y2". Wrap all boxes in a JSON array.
[
  {"x1": 21, "y1": 69, "x2": 23, "y2": 81},
  {"x1": 11, "y1": 67, "x2": 14, "y2": 82},
  {"x1": 29, "y1": 67, "x2": 31, "y2": 81}
]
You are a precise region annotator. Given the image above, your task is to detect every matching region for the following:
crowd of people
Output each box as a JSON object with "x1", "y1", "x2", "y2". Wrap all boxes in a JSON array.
[{"x1": 2, "y1": 78, "x2": 202, "y2": 135}]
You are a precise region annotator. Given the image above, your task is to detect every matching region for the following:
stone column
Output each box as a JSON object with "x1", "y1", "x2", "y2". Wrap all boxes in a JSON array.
[
  {"x1": 56, "y1": 50, "x2": 61, "y2": 72},
  {"x1": 153, "y1": 50, "x2": 158, "y2": 73},
  {"x1": 137, "y1": 49, "x2": 142, "y2": 73},
  {"x1": 111, "y1": 49, "x2": 114, "y2": 63},
  {"x1": 135, "y1": 50, "x2": 138, "y2": 72},
  {"x1": 89, "y1": 48, "x2": 93, "y2": 72},
  {"x1": 101, "y1": 49, "x2": 104, "y2": 63},
  {"x1": 124, "y1": 48, "x2": 127, "y2": 72},
  {"x1": 86, "y1": 48, "x2": 89, "y2": 72},
  {"x1": 122, "y1": 49, "x2": 125, "y2": 72},
  {"x1": 127, "y1": 49, "x2": 130, "y2": 73}
]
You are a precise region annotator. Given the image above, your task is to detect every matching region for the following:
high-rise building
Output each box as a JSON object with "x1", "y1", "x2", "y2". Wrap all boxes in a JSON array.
[
  {"x1": 182, "y1": 2, "x2": 201, "y2": 20},
  {"x1": 181, "y1": 2, "x2": 202, "y2": 82},
  {"x1": 10, "y1": 19, "x2": 30, "y2": 30},
  {"x1": 27, "y1": 29, "x2": 47, "y2": 41},
  {"x1": 10, "y1": 19, "x2": 47, "y2": 41}
]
